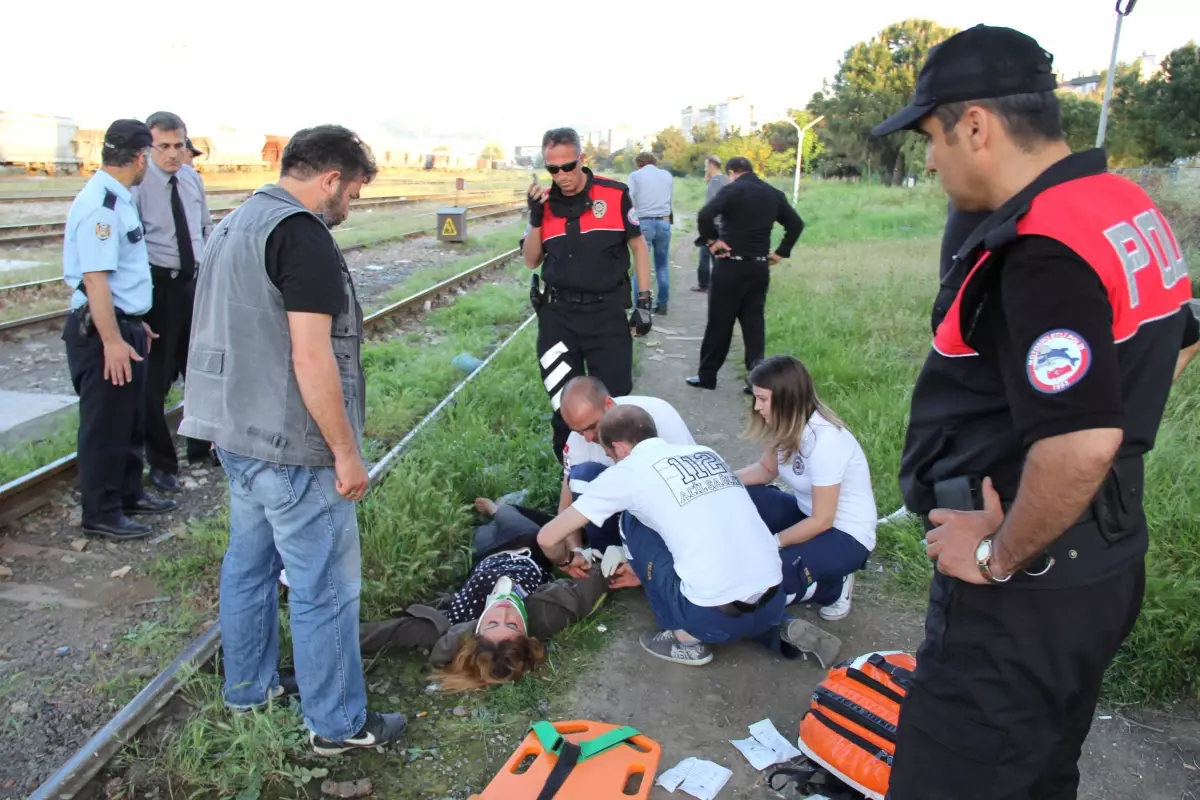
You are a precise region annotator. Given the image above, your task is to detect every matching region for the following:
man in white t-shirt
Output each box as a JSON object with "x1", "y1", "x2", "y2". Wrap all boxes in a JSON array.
[
  {"x1": 556, "y1": 376, "x2": 695, "y2": 562},
  {"x1": 537, "y1": 405, "x2": 785, "y2": 666}
]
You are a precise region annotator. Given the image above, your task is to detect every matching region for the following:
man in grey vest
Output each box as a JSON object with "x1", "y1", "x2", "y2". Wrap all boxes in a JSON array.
[{"x1": 180, "y1": 126, "x2": 407, "y2": 756}]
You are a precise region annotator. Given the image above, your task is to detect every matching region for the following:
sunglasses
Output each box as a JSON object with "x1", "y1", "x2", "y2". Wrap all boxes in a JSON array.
[{"x1": 546, "y1": 161, "x2": 578, "y2": 175}]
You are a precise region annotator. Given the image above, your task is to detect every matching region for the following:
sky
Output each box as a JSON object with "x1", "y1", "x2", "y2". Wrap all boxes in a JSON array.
[{"x1": 1, "y1": 0, "x2": 1195, "y2": 150}]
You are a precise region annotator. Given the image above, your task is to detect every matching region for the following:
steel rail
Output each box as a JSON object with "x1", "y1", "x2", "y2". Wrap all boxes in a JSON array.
[
  {"x1": 0, "y1": 190, "x2": 519, "y2": 248},
  {"x1": 0, "y1": 239, "x2": 524, "y2": 520},
  {"x1": 25, "y1": 312, "x2": 537, "y2": 800},
  {"x1": 0, "y1": 203, "x2": 525, "y2": 334}
]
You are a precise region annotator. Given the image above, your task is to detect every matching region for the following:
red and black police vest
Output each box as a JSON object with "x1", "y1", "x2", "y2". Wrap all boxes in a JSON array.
[
  {"x1": 934, "y1": 173, "x2": 1191, "y2": 359},
  {"x1": 539, "y1": 176, "x2": 632, "y2": 294}
]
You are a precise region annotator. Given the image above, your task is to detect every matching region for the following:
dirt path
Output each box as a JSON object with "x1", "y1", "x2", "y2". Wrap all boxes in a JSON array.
[{"x1": 558, "y1": 235, "x2": 1200, "y2": 799}]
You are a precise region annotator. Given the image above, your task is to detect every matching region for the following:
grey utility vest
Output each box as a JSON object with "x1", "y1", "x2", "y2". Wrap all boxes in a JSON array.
[{"x1": 179, "y1": 184, "x2": 365, "y2": 467}]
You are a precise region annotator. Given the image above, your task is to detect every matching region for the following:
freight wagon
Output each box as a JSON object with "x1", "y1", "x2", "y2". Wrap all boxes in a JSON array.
[{"x1": 0, "y1": 111, "x2": 81, "y2": 174}]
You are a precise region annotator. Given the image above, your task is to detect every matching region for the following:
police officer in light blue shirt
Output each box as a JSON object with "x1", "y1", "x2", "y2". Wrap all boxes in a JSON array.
[{"x1": 62, "y1": 119, "x2": 177, "y2": 541}]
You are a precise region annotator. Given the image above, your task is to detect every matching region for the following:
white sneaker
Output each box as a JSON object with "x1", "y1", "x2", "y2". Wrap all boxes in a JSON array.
[
  {"x1": 819, "y1": 574, "x2": 855, "y2": 621},
  {"x1": 279, "y1": 569, "x2": 290, "y2": 588},
  {"x1": 878, "y1": 505, "x2": 915, "y2": 525}
]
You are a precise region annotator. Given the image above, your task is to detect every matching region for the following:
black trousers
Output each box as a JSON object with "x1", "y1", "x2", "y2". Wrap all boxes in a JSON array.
[
  {"x1": 143, "y1": 273, "x2": 209, "y2": 473},
  {"x1": 697, "y1": 260, "x2": 769, "y2": 383},
  {"x1": 888, "y1": 561, "x2": 1146, "y2": 800},
  {"x1": 63, "y1": 313, "x2": 148, "y2": 526},
  {"x1": 535, "y1": 299, "x2": 632, "y2": 462}
]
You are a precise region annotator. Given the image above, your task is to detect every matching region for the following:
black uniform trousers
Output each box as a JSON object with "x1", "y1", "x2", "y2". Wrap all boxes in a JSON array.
[
  {"x1": 697, "y1": 259, "x2": 769, "y2": 383},
  {"x1": 143, "y1": 269, "x2": 209, "y2": 473},
  {"x1": 535, "y1": 298, "x2": 633, "y2": 462},
  {"x1": 63, "y1": 312, "x2": 149, "y2": 526},
  {"x1": 888, "y1": 560, "x2": 1145, "y2": 800}
]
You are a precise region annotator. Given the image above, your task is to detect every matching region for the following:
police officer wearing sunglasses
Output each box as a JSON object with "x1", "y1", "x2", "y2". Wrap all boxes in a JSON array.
[
  {"x1": 875, "y1": 25, "x2": 1197, "y2": 798},
  {"x1": 522, "y1": 127, "x2": 654, "y2": 461}
]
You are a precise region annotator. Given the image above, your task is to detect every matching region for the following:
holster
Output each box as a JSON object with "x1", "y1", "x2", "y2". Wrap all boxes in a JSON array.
[
  {"x1": 530, "y1": 273, "x2": 545, "y2": 312},
  {"x1": 932, "y1": 455, "x2": 1148, "y2": 588}
]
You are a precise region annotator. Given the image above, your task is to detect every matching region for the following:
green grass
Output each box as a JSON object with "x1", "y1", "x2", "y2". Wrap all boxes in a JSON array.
[
  {"x1": 760, "y1": 184, "x2": 1200, "y2": 705},
  {"x1": 0, "y1": 422, "x2": 77, "y2": 484},
  {"x1": 115, "y1": 318, "x2": 619, "y2": 798},
  {"x1": 374, "y1": 224, "x2": 523, "y2": 309}
]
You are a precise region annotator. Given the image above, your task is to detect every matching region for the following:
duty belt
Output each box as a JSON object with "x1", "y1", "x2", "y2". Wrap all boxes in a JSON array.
[
  {"x1": 716, "y1": 583, "x2": 780, "y2": 616},
  {"x1": 723, "y1": 254, "x2": 769, "y2": 262},
  {"x1": 546, "y1": 285, "x2": 615, "y2": 305}
]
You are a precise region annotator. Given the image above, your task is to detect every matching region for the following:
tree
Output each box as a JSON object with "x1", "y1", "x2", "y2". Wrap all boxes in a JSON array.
[
  {"x1": 652, "y1": 127, "x2": 689, "y2": 170},
  {"x1": 1058, "y1": 93, "x2": 1102, "y2": 153},
  {"x1": 810, "y1": 18, "x2": 958, "y2": 183},
  {"x1": 480, "y1": 142, "x2": 505, "y2": 160},
  {"x1": 1139, "y1": 42, "x2": 1200, "y2": 164}
]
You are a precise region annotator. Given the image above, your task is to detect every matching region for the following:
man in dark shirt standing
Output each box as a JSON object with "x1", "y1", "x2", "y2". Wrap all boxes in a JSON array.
[{"x1": 687, "y1": 157, "x2": 805, "y2": 394}]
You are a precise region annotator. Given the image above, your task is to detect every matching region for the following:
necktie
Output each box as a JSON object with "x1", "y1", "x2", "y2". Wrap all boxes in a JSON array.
[{"x1": 168, "y1": 175, "x2": 196, "y2": 279}]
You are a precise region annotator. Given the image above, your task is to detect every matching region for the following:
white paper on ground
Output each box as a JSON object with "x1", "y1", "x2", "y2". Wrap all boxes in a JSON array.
[
  {"x1": 655, "y1": 757, "x2": 733, "y2": 799},
  {"x1": 748, "y1": 718, "x2": 803, "y2": 761},
  {"x1": 729, "y1": 737, "x2": 780, "y2": 770}
]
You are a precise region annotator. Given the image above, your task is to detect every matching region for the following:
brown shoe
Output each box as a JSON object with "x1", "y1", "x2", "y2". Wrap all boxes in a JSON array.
[{"x1": 690, "y1": 285, "x2": 708, "y2": 293}]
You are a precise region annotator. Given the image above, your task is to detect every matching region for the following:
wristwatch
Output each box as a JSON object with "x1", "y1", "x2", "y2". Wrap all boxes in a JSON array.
[{"x1": 975, "y1": 537, "x2": 1012, "y2": 585}]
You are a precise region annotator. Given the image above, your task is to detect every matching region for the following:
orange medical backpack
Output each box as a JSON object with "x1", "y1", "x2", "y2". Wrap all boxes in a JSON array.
[{"x1": 770, "y1": 651, "x2": 915, "y2": 800}]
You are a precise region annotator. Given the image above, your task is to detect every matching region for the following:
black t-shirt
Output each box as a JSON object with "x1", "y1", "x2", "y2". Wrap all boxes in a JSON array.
[
  {"x1": 971, "y1": 236, "x2": 1124, "y2": 448},
  {"x1": 265, "y1": 213, "x2": 345, "y2": 316}
]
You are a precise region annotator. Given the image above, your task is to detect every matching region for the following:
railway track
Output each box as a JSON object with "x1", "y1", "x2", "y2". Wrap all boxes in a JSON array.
[
  {"x1": 0, "y1": 189, "x2": 516, "y2": 248},
  {"x1": 0, "y1": 245, "x2": 523, "y2": 525},
  {"x1": 6, "y1": 248, "x2": 534, "y2": 799},
  {"x1": 0, "y1": 201, "x2": 525, "y2": 334}
]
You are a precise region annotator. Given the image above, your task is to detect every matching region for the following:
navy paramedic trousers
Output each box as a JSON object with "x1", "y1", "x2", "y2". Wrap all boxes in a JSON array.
[{"x1": 746, "y1": 485, "x2": 869, "y2": 604}]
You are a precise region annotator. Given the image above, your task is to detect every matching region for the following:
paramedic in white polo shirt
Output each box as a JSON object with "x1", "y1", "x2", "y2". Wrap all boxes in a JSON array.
[
  {"x1": 556, "y1": 376, "x2": 694, "y2": 562},
  {"x1": 537, "y1": 405, "x2": 785, "y2": 667},
  {"x1": 738, "y1": 356, "x2": 877, "y2": 622}
]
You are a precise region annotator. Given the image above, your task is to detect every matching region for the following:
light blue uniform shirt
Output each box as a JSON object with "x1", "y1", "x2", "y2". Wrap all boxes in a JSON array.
[{"x1": 62, "y1": 170, "x2": 152, "y2": 315}]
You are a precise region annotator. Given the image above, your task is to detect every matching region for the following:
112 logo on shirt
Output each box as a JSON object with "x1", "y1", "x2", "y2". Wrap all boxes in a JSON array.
[{"x1": 653, "y1": 452, "x2": 740, "y2": 506}]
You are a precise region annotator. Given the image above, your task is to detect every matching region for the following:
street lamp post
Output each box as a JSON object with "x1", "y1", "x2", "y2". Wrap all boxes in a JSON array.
[
  {"x1": 786, "y1": 115, "x2": 825, "y2": 206},
  {"x1": 1096, "y1": 0, "x2": 1138, "y2": 148}
]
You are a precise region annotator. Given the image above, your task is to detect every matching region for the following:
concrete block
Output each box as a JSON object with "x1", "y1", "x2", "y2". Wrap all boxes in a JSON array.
[{"x1": 0, "y1": 389, "x2": 77, "y2": 449}]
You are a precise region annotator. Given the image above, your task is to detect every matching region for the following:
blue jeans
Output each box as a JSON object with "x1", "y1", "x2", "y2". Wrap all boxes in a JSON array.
[
  {"x1": 216, "y1": 447, "x2": 367, "y2": 741},
  {"x1": 567, "y1": 462, "x2": 623, "y2": 551},
  {"x1": 633, "y1": 218, "x2": 672, "y2": 308},
  {"x1": 747, "y1": 484, "x2": 870, "y2": 605},
  {"x1": 621, "y1": 511, "x2": 786, "y2": 644},
  {"x1": 697, "y1": 246, "x2": 712, "y2": 290}
]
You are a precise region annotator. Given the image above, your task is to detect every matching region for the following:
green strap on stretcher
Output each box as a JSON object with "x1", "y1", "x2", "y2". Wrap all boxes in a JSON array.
[
  {"x1": 527, "y1": 721, "x2": 643, "y2": 800},
  {"x1": 530, "y1": 720, "x2": 641, "y2": 762}
]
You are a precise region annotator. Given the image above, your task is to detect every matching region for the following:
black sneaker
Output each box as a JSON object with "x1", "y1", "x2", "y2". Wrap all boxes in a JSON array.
[
  {"x1": 654, "y1": 305, "x2": 668, "y2": 316},
  {"x1": 311, "y1": 711, "x2": 408, "y2": 756},
  {"x1": 231, "y1": 672, "x2": 301, "y2": 714}
]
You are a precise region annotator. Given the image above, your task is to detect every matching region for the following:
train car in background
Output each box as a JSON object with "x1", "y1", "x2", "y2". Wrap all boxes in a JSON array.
[
  {"x1": 262, "y1": 134, "x2": 289, "y2": 171},
  {"x1": 193, "y1": 127, "x2": 267, "y2": 172},
  {"x1": 0, "y1": 111, "x2": 81, "y2": 174},
  {"x1": 73, "y1": 128, "x2": 106, "y2": 174}
]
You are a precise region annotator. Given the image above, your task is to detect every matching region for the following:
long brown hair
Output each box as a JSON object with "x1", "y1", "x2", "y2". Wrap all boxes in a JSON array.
[
  {"x1": 432, "y1": 633, "x2": 547, "y2": 693},
  {"x1": 745, "y1": 355, "x2": 844, "y2": 464}
]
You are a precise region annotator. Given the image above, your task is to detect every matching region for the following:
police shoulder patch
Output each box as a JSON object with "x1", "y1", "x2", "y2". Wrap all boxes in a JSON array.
[
  {"x1": 1026, "y1": 329, "x2": 1091, "y2": 394},
  {"x1": 591, "y1": 199, "x2": 607, "y2": 219},
  {"x1": 95, "y1": 222, "x2": 111, "y2": 241},
  {"x1": 627, "y1": 207, "x2": 639, "y2": 226}
]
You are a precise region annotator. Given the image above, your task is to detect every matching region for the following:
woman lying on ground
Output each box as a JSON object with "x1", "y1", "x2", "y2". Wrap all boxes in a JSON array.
[
  {"x1": 738, "y1": 355, "x2": 878, "y2": 621},
  {"x1": 357, "y1": 497, "x2": 607, "y2": 692}
]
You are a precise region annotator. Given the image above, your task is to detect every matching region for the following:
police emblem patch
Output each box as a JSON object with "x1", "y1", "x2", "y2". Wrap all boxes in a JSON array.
[
  {"x1": 627, "y1": 208, "x2": 639, "y2": 226},
  {"x1": 591, "y1": 199, "x2": 607, "y2": 219},
  {"x1": 95, "y1": 222, "x2": 111, "y2": 241},
  {"x1": 1026, "y1": 329, "x2": 1091, "y2": 394}
]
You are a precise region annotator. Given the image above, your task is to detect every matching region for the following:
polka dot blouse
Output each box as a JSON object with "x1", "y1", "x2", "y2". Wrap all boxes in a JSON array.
[{"x1": 443, "y1": 551, "x2": 551, "y2": 625}]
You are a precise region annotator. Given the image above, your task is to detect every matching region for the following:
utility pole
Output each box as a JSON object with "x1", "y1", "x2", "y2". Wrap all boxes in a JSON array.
[
  {"x1": 786, "y1": 114, "x2": 825, "y2": 205},
  {"x1": 1097, "y1": 0, "x2": 1138, "y2": 148}
]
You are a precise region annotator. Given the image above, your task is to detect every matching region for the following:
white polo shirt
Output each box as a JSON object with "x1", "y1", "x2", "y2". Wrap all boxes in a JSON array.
[
  {"x1": 776, "y1": 411, "x2": 878, "y2": 551},
  {"x1": 562, "y1": 395, "x2": 695, "y2": 477},
  {"x1": 572, "y1": 438, "x2": 782, "y2": 607}
]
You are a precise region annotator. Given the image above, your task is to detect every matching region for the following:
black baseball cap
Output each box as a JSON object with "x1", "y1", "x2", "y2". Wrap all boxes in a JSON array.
[
  {"x1": 872, "y1": 24, "x2": 1057, "y2": 136},
  {"x1": 103, "y1": 119, "x2": 154, "y2": 151},
  {"x1": 186, "y1": 137, "x2": 204, "y2": 156}
]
